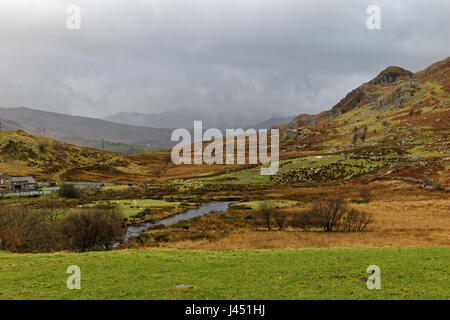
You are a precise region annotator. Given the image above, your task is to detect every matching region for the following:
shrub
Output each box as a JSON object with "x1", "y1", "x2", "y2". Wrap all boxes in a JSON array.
[
  {"x1": 293, "y1": 197, "x2": 371, "y2": 232},
  {"x1": 360, "y1": 131, "x2": 367, "y2": 142},
  {"x1": 0, "y1": 207, "x2": 63, "y2": 252},
  {"x1": 360, "y1": 188, "x2": 373, "y2": 203},
  {"x1": 304, "y1": 180, "x2": 318, "y2": 188},
  {"x1": 0, "y1": 227, "x2": 21, "y2": 251},
  {"x1": 309, "y1": 197, "x2": 347, "y2": 232},
  {"x1": 290, "y1": 211, "x2": 314, "y2": 231},
  {"x1": 59, "y1": 184, "x2": 79, "y2": 199},
  {"x1": 57, "y1": 210, "x2": 124, "y2": 252},
  {"x1": 154, "y1": 233, "x2": 169, "y2": 242},
  {"x1": 341, "y1": 208, "x2": 371, "y2": 232},
  {"x1": 273, "y1": 210, "x2": 288, "y2": 231},
  {"x1": 254, "y1": 201, "x2": 274, "y2": 231},
  {"x1": 423, "y1": 177, "x2": 433, "y2": 187},
  {"x1": 149, "y1": 224, "x2": 165, "y2": 230}
]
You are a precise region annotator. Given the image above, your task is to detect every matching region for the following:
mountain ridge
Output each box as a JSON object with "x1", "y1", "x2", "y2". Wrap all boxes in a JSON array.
[
  {"x1": 0, "y1": 107, "x2": 175, "y2": 152},
  {"x1": 286, "y1": 57, "x2": 450, "y2": 130}
]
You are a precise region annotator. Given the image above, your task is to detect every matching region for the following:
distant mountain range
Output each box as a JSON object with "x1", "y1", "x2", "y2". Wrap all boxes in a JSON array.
[
  {"x1": 105, "y1": 110, "x2": 294, "y2": 130},
  {"x1": 251, "y1": 116, "x2": 295, "y2": 129},
  {"x1": 0, "y1": 107, "x2": 293, "y2": 153},
  {"x1": 0, "y1": 107, "x2": 174, "y2": 152},
  {"x1": 0, "y1": 118, "x2": 21, "y2": 131}
]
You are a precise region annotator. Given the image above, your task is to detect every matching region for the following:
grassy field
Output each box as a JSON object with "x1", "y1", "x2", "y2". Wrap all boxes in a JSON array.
[
  {"x1": 86, "y1": 199, "x2": 183, "y2": 217},
  {"x1": 0, "y1": 247, "x2": 448, "y2": 300},
  {"x1": 231, "y1": 199, "x2": 298, "y2": 210}
]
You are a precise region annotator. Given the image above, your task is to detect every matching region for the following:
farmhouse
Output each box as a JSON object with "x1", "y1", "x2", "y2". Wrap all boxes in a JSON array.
[{"x1": 0, "y1": 172, "x2": 37, "y2": 190}]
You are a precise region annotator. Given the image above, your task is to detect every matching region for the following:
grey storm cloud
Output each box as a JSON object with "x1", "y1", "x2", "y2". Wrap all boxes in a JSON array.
[{"x1": 0, "y1": 0, "x2": 449, "y2": 122}]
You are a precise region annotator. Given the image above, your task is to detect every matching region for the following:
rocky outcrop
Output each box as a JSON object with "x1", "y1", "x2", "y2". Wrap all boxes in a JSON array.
[
  {"x1": 371, "y1": 81, "x2": 419, "y2": 112},
  {"x1": 284, "y1": 57, "x2": 448, "y2": 136},
  {"x1": 369, "y1": 66, "x2": 413, "y2": 85},
  {"x1": 287, "y1": 114, "x2": 319, "y2": 129},
  {"x1": 329, "y1": 87, "x2": 381, "y2": 117}
]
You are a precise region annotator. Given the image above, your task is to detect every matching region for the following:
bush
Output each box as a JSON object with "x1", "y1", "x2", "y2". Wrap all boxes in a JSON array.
[
  {"x1": 290, "y1": 211, "x2": 314, "y2": 231},
  {"x1": 57, "y1": 210, "x2": 124, "y2": 252},
  {"x1": 149, "y1": 224, "x2": 165, "y2": 230},
  {"x1": 423, "y1": 177, "x2": 433, "y2": 187},
  {"x1": 273, "y1": 210, "x2": 288, "y2": 231},
  {"x1": 154, "y1": 233, "x2": 169, "y2": 242},
  {"x1": 293, "y1": 197, "x2": 371, "y2": 232},
  {"x1": 304, "y1": 180, "x2": 318, "y2": 188},
  {"x1": 341, "y1": 208, "x2": 371, "y2": 232},
  {"x1": 0, "y1": 207, "x2": 64, "y2": 252},
  {"x1": 0, "y1": 203, "x2": 125, "y2": 253},
  {"x1": 59, "y1": 184, "x2": 79, "y2": 199},
  {"x1": 254, "y1": 201, "x2": 274, "y2": 231},
  {"x1": 360, "y1": 188, "x2": 373, "y2": 203}
]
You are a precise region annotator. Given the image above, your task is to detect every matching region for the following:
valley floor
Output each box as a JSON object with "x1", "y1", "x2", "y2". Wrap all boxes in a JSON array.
[
  {"x1": 162, "y1": 191, "x2": 450, "y2": 250},
  {"x1": 0, "y1": 247, "x2": 448, "y2": 300}
]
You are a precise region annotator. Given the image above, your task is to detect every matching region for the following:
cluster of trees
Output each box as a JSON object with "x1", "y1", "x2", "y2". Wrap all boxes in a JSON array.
[
  {"x1": 58, "y1": 184, "x2": 80, "y2": 199},
  {"x1": 255, "y1": 197, "x2": 371, "y2": 232},
  {"x1": 351, "y1": 125, "x2": 369, "y2": 144},
  {"x1": 0, "y1": 204, "x2": 124, "y2": 253}
]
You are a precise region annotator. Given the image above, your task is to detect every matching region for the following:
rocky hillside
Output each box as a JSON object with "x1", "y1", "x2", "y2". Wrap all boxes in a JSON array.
[
  {"x1": 284, "y1": 57, "x2": 449, "y2": 151},
  {"x1": 279, "y1": 57, "x2": 450, "y2": 188},
  {"x1": 287, "y1": 57, "x2": 449, "y2": 129}
]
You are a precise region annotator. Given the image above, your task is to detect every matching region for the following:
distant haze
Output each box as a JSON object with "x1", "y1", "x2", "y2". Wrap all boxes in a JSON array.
[{"x1": 0, "y1": 0, "x2": 449, "y2": 123}]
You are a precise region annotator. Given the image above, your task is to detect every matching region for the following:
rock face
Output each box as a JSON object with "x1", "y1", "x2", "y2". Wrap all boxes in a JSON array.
[
  {"x1": 328, "y1": 66, "x2": 413, "y2": 117},
  {"x1": 372, "y1": 81, "x2": 419, "y2": 112},
  {"x1": 285, "y1": 65, "x2": 415, "y2": 130},
  {"x1": 329, "y1": 87, "x2": 381, "y2": 117},
  {"x1": 287, "y1": 114, "x2": 318, "y2": 129},
  {"x1": 369, "y1": 66, "x2": 413, "y2": 85}
]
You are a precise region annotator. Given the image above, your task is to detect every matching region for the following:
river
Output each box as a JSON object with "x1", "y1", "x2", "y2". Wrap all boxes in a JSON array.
[{"x1": 124, "y1": 201, "x2": 235, "y2": 242}]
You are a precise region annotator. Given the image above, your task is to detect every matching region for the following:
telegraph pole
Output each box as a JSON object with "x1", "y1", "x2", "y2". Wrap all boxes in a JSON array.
[{"x1": 101, "y1": 137, "x2": 104, "y2": 160}]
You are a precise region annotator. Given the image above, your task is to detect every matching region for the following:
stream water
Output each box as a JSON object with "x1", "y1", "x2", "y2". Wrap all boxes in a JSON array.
[{"x1": 124, "y1": 201, "x2": 235, "y2": 242}]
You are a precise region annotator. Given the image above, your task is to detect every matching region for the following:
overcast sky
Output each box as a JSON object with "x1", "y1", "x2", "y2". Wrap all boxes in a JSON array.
[{"x1": 0, "y1": 0, "x2": 449, "y2": 121}]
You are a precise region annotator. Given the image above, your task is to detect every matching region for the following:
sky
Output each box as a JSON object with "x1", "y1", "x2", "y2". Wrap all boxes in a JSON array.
[{"x1": 0, "y1": 0, "x2": 449, "y2": 122}]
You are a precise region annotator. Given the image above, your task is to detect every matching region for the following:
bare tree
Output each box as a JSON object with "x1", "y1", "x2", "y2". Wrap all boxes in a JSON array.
[
  {"x1": 311, "y1": 197, "x2": 347, "y2": 232},
  {"x1": 273, "y1": 210, "x2": 289, "y2": 231},
  {"x1": 57, "y1": 209, "x2": 124, "y2": 252},
  {"x1": 255, "y1": 201, "x2": 273, "y2": 231},
  {"x1": 59, "y1": 184, "x2": 79, "y2": 199},
  {"x1": 294, "y1": 197, "x2": 372, "y2": 232}
]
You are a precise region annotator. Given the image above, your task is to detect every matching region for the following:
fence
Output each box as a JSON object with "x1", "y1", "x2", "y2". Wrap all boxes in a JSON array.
[{"x1": 0, "y1": 185, "x2": 101, "y2": 198}]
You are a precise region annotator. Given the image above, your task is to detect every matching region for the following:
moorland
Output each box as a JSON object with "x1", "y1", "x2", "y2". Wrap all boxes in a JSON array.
[{"x1": 0, "y1": 57, "x2": 449, "y2": 299}]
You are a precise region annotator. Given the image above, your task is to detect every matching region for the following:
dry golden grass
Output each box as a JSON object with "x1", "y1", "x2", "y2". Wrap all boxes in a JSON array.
[{"x1": 160, "y1": 184, "x2": 450, "y2": 250}]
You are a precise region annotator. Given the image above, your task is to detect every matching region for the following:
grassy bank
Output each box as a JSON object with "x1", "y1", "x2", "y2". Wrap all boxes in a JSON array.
[{"x1": 0, "y1": 247, "x2": 448, "y2": 300}]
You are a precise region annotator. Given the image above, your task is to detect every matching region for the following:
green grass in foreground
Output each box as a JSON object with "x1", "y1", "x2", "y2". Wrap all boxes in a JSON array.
[{"x1": 0, "y1": 247, "x2": 448, "y2": 300}]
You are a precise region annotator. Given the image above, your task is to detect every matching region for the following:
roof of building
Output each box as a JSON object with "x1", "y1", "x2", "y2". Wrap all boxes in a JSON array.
[{"x1": 12, "y1": 176, "x2": 36, "y2": 184}]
